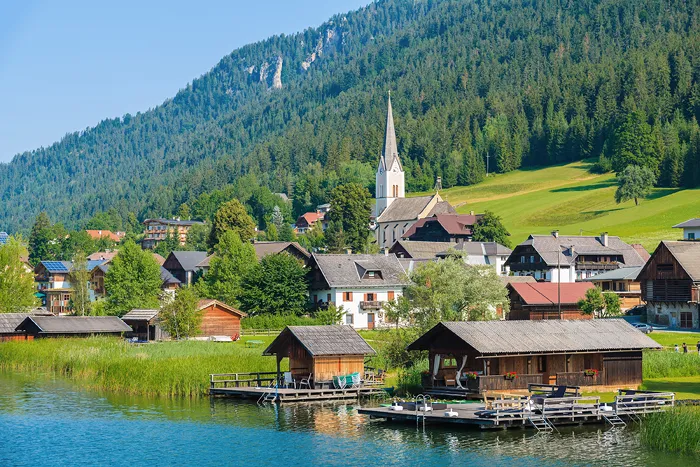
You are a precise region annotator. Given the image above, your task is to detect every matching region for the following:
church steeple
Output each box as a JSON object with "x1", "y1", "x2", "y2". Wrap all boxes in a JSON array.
[
  {"x1": 375, "y1": 92, "x2": 405, "y2": 219},
  {"x1": 382, "y1": 91, "x2": 402, "y2": 171}
]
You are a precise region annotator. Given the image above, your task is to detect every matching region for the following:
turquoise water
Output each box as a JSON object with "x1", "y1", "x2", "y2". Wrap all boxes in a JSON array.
[{"x1": 0, "y1": 372, "x2": 695, "y2": 466}]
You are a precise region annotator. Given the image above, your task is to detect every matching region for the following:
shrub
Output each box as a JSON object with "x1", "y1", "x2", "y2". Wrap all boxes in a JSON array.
[{"x1": 640, "y1": 406, "x2": 700, "y2": 455}]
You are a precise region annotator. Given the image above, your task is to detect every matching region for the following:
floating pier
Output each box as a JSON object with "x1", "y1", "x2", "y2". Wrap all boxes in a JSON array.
[{"x1": 358, "y1": 390, "x2": 675, "y2": 431}]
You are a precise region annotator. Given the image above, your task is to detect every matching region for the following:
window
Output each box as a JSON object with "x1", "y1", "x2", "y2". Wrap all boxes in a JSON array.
[
  {"x1": 530, "y1": 255, "x2": 535, "y2": 263},
  {"x1": 343, "y1": 291, "x2": 353, "y2": 302},
  {"x1": 365, "y1": 293, "x2": 376, "y2": 301},
  {"x1": 657, "y1": 264, "x2": 673, "y2": 272},
  {"x1": 368, "y1": 271, "x2": 375, "y2": 278},
  {"x1": 326, "y1": 293, "x2": 331, "y2": 303},
  {"x1": 345, "y1": 314, "x2": 354, "y2": 325},
  {"x1": 537, "y1": 356, "x2": 547, "y2": 373},
  {"x1": 441, "y1": 358, "x2": 457, "y2": 369},
  {"x1": 388, "y1": 291, "x2": 395, "y2": 301},
  {"x1": 521, "y1": 256, "x2": 525, "y2": 263},
  {"x1": 689, "y1": 233, "x2": 696, "y2": 240}
]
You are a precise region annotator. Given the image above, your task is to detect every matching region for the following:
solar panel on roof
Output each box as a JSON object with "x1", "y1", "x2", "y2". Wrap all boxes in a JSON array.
[{"x1": 43, "y1": 261, "x2": 69, "y2": 273}]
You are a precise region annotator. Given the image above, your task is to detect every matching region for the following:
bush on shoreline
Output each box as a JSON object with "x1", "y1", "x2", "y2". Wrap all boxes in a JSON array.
[{"x1": 640, "y1": 406, "x2": 700, "y2": 456}]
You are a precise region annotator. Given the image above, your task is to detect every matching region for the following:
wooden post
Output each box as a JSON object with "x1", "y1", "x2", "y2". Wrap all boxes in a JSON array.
[{"x1": 276, "y1": 355, "x2": 282, "y2": 388}]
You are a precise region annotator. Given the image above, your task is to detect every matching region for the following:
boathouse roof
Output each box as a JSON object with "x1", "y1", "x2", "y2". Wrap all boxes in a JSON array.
[
  {"x1": 263, "y1": 325, "x2": 376, "y2": 357},
  {"x1": 15, "y1": 316, "x2": 132, "y2": 334},
  {"x1": 407, "y1": 320, "x2": 661, "y2": 356}
]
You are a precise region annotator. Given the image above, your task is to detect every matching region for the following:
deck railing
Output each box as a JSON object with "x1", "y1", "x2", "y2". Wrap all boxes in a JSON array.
[
  {"x1": 210, "y1": 372, "x2": 280, "y2": 389},
  {"x1": 614, "y1": 390, "x2": 675, "y2": 415}
]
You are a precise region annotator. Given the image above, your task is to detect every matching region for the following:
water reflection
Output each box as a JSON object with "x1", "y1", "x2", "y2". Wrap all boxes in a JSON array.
[{"x1": 0, "y1": 372, "x2": 696, "y2": 467}]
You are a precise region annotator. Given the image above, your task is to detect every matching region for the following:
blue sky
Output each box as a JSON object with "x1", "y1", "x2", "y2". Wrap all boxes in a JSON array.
[{"x1": 0, "y1": 0, "x2": 369, "y2": 162}]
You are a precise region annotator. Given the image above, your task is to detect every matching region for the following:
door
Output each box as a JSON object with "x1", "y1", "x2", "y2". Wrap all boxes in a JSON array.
[
  {"x1": 680, "y1": 312, "x2": 693, "y2": 329},
  {"x1": 367, "y1": 313, "x2": 375, "y2": 330}
]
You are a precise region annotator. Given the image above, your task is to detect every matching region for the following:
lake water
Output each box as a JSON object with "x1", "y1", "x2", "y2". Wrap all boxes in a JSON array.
[{"x1": 0, "y1": 372, "x2": 695, "y2": 466}]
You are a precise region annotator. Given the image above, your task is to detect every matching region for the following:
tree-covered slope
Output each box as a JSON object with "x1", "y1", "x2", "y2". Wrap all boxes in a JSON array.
[{"x1": 1, "y1": 0, "x2": 699, "y2": 233}]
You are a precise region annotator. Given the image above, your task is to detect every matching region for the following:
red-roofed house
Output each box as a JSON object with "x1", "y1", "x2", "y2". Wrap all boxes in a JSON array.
[
  {"x1": 295, "y1": 211, "x2": 327, "y2": 234},
  {"x1": 85, "y1": 230, "x2": 122, "y2": 242},
  {"x1": 507, "y1": 282, "x2": 595, "y2": 320},
  {"x1": 402, "y1": 213, "x2": 483, "y2": 243}
]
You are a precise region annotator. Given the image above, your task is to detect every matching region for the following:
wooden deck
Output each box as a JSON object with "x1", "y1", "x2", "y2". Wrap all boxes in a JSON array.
[
  {"x1": 358, "y1": 391, "x2": 675, "y2": 431},
  {"x1": 210, "y1": 385, "x2": 388, "y2": 402}
]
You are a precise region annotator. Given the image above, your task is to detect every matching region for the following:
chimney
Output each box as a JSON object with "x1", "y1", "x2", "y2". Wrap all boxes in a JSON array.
[
  {"x1": 601, "y1": 232, "x2": 608, "y2": 247},
  {"x1": 570, "y1": 245, "x2": 575, "y2": 256},
  {"x1": 552, "y1": 230, "x2": 559, "y2": 238}
]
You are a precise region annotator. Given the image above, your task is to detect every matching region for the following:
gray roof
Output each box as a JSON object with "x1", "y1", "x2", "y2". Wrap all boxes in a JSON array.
[
  {"x1": 168, "y1": 251, "x2": 208, "y2": 272},
  {"x1": 16, "y1": 316, "x2": 131, "y2": 334},
  {"x1": 263, "y1": 325, "x2": 376, "y2": 357},
  {"x1": 377, "y1": 196, "x2": 436, "y2": 223},
  {"x1": 312, "y1": 253, "x2": 408, "y2": 288},
  {"x1": 0, "y1": 311, "x2": 52, "y2": 334},
  {"x1": 583, "y1": 266, "x2": 644, "y2": 282},
  {"x1": 122, "y1": 309, "x2": 160, "y2": 321},
  {"x1": 253, "y1": 241, "x2": 310, "y2": 259},
  {"x1": 673, "y1": 218, "x2": 700, "y2": 229},
  {"x1": 438, "y1": 241, "x2": 512, "y2": 257},
  {"x1": 160, "y1": 267, "x2": 181, "y2": 285},
  {"x1": 391, "y1": 240, "x2": 453, "y2": 259},
  {"x1": 511, "y1": 234, "x2": 646, "y2": 267},
  {"x1": 662, "y1": 241, "x2": 700, "y2": 282},
  {"x1": 408, "y1": 320, "x2": 661, "y2": 355},
  {"x1": 500, "y1": 275, "x2": 537, "y2": 285}
]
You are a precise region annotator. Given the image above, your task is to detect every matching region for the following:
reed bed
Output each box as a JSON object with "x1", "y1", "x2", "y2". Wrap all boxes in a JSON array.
[
  {"x1": 643, "y1": 350, "x2": 700, "y2": 379},
  {"x1": 640, "y1": 406, "x2": 700, "y2": 456},
  {"x1": 0, "y1": 337, "x2": 280, "y2": 397}
]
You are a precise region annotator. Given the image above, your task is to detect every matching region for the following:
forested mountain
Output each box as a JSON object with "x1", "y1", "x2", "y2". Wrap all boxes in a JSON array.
[{"x1": 2, "y1": 0, "x2": 699, "y2": 233}]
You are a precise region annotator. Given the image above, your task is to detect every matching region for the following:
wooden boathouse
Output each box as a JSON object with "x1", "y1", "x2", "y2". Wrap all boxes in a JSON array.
[
  {"x1": 210, "y1": 325, "x2": 387, "y2": 402},
  {"x1": 407, "y1": 320, "x2": 661, "y2": 396}
]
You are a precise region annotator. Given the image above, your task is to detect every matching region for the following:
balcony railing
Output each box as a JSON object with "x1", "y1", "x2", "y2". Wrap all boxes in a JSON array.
[{"x1": 360, "y1": 301, "x2": 383, "y2": 310}]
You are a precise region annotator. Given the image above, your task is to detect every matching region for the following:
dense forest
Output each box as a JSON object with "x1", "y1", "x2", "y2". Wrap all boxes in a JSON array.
[{"x1": 1, "y1": 0, "x2": 699, "y2": 234}]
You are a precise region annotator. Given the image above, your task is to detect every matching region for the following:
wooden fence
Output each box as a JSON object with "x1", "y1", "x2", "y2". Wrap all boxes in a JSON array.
[{"x1": 210, "y1": 372, "x2": 279, "y2": 389}]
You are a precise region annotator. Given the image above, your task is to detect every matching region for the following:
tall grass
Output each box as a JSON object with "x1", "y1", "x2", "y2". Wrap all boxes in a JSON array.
[
  {"x1": 241, "y1": 314, "x2": 320, "y2": 330},
  {"x1": 640, "y1": 406, "x2": 700, "y2": 456},
  {"x1": 643, "y1": 350, "x2": 700, "y2": 379},
  {"x1": 0, "y1": 337, "x2": 281, "y2": 397}
]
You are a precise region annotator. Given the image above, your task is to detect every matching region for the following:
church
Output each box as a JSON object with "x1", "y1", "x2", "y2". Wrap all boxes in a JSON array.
[{"x1": 374, "y1": 94, "x2": 454, "y2": 249}]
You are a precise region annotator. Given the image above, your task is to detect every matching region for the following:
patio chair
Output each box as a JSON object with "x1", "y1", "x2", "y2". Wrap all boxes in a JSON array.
[
  {"x1": 299, "y1": 373, "x2": 312, "y2": 389},
  {"x1": 350, "y1": 373, "x2": 361, "y2": 389},
  {"x1": 334, "y1": 375, "x2": 347, "y2": 389},
  {"x1": 283, "y1": 372, "x2": 296, "y2": 389}
]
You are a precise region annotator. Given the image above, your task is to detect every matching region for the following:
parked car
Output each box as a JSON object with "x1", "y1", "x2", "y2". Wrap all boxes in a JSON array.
[
  {"x1": 633, "y1": 323, "x2": 653, "y2": 334},
  {"x1": 625, "y1": 305, "x2": 646, "y2": 316}
]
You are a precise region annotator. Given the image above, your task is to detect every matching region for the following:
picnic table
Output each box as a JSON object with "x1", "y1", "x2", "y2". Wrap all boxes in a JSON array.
[{"x1": 244, "y1": 340, "x2": 264, "y2": 348}]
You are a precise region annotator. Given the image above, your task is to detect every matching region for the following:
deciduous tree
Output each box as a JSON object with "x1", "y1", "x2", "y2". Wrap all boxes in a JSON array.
[
  {"x1": 208, "y1": 199, "x2": 256, "y2": 249},
  {"x1": 471, "y1": 210, "x2": 511, "y2": 247},
  {"x1": 159, "y1": 287, "x2": 202, "y2": 339},
  {"x1": 325, "y1": 183, "x2": 371, "y2": 253},
  {"x1": 239, "y1": 253, "x2": 308, "y2": 316},
  {"x1": 197, "y1": 231, "x2": 257, "y2": 306},
  {"x1": 70, "y1": 251, "x2": 92, "y2": 316},
  {"x1": 615, "y1": 165, "x2": 656, "y2": 206},
  {"x1": 0, "y1": 236, "x2": 38, "y2": 313},
  {"x1": 105, "y1": 240, "x2": 162, "y2": 316}
]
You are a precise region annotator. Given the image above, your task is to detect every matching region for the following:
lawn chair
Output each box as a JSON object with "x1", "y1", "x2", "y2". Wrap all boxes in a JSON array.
[
  {"x1": 351, "y1": 373, "x2": 361, "y2": 389},
  {"x1": 283, "y1": 372, "x2": 296, "y2": 389},
  {"x1": 334, "y1": 375, "x2": 347, "y2": 389},
  {"x1": 299, "y1": 373, "x2": 312, "y2": 389}
]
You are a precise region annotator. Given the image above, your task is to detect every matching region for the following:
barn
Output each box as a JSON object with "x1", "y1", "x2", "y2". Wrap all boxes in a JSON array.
[
  {"x1": 198, "y1": 299, "x2": 246, "y2": 338},
  {"x1": 407, "y1": 320, "x2": 661, "y2": 395}
]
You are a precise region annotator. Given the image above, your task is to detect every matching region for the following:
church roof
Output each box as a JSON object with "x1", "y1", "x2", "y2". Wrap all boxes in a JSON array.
[
  {"x1": 380, "y1": 94, "x2": 402, "y2": 172},
  {"x1": 377, "y1": 195, "x2": 436, "y2": 223}
]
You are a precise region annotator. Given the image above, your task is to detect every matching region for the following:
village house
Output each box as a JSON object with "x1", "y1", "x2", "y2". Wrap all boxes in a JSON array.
[
  {"x1": 263, "y1": 325, "x2": 376, "y2": 387},
  {"x1": 506, "y1": 282, "x2": 595, "y2": 320},
  {"x1": 197, "y1": 299, "x2": 246, "y2": 338},
  {"x1": 402, "y1": 213, "x2": 482, "y2": 243},
  {"x1": 121, "y1": 309, "x2": 166, "y2": 342},
  {"x1": 91, "y1": 263, "x2": 180, "y2": 299},
  {"x1": 506, "y1": 231, "x2": 648, "y2": 282},
  {"x1": 197, "y1": 241, "x2": 310, "y2": 274},
  {"x1": 374, "y1": 95, "x2": 455, "y2": 249},
  {"x1": 0, "y1": 311, "x2": 52, "y2": 342},
  {"x1": 308, "y1": 253, "x2": 408, "y2": 329},
  {"x1": 294, "y1": 211, "x2": 326, "y2": 234},
  {"x1": 673, "y1": 218, "x2": 700, "y2": 241},
  {"x1": 637, "y1": 241, "x2": 700, "y2": 329},
  {"x1": 141, "y1": 218, "x2": 205, "y2": 249},
  {"x1": 407, "y1": 320, "x2": 661, "y2": 395},
  {"x1": 85, "y1": 230, "x2": 123, "y2": 243},
  {"x1": 389, "y1": 240, "x2": 452, "y2": 259},
  {"x1": 436, "y1": 241, "x2": 512, "y2": 276},
  {"x1": 15, "y1": 316, "x2": 131, "y2": 338},
  {"x1": 162, "y1": 251, "x2": 208, "y2": 286},
  {"x1": 34, "y1": 260, "x2": 104, "y2": 314},
  {"x1": 583, "y1": 266, "x2": 644, "y2": 310}
]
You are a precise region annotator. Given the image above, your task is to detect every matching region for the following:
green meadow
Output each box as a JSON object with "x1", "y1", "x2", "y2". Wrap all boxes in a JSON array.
[{"x1": 417, "y1": 161, "x2": 700, "y2": 251}]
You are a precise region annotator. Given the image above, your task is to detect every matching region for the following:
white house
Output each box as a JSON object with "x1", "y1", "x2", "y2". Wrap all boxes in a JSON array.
[
  {"x1": 673, "y1": 218, "x2": 700, "y2": 241},
  {"x1": 374, "y1": 94, "x2": 453, "y2": 249},
  {"x1": 308, "y1": 253, "x2": 409, "y2": 329},
  {"x1": 435, "y1": 241, "x2": 512, "y2": 276}
]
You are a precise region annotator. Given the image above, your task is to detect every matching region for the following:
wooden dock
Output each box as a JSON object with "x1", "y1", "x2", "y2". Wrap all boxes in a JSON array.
[
  {"x1": 209, "y1": 372, "x2": 388, "y2": 402},
  {"x1": 358, "y1": 391, "x2": 675, "y2": 431}
]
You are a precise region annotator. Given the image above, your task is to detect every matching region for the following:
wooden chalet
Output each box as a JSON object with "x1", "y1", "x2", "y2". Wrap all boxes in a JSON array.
[
  {"x1": 15, "y1": 316, "x2": 131, "y2": 338},
  {"x1": 583, "y1": 266, "x2": 644, "y2": 310},
  {"x1": 163, "y1": 251, "x2": 208, "y2": 286},
  {"x1": 407, "y1": 320, "x2": 660, "y2": 396},
  {"x1": 263, "y1": 325, "x2": 376, "y2": 386},
  {"x1": 402, "y1": 213, "x2": 482, "y2": 243},
  {"x1": 198, "y1": 299, "x2": 246, "y2": 338},
  {"x1": 637, "y1": 241, "x2": 700, "y2": 329},
  {"x1": 507, "y1": 282, "x2": 595, "y2": 320}
]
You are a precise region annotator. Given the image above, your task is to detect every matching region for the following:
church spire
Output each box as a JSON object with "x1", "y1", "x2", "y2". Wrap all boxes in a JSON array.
[{"x1": 382, "y1": 91, "x2": 402, "y2": 171}]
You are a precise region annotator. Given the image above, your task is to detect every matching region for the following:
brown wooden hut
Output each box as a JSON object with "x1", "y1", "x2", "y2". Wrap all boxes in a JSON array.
[
  {"x1": 263, "y1": 325, "x2": 376, "y2": 387},
  {"x1": 121, "y1": 309, "x2": 167, "y2": 341},
  {"x1": 15, "y1": 316, "x2": 131, "y2": 338},
  {"x1": 407, "y1": 320, "x2": 660, "y2": 394},
  {"x1": 197, "y1": 299, "x2": 246, "y2": 338}
]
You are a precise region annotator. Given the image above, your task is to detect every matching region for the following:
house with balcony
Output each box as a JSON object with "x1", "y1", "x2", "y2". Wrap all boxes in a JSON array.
[
  {"x1": 141, "y1": 218, "x2": 205, "y2": 249},
  {"x1": 307, "y1": 253, "x2": 408, "y2": 329},
  {"x1": 673, "y1": 218, "x2": 700, "y2": 241},
  {"x1": 637, "y1": 241, "x2": 700, "y2": 329},
  {"x1": 506, "y1": 231, "x2": 648, "y2": 282},
  {"x1": 407, "y1": 320, "x2": 660, "y2": 396},
  {"x1": 34, "y1": 260, "x2": 104, "y2": 314},
  {"x1": 402, "y1": 213, "x2": 483, "y2": 244},
  {"x1": 583, "y1": 266, "x2": 644, "y2": 310},
  {"x1": 436, "y1": 241, "x2": 512, "y2": 276}
]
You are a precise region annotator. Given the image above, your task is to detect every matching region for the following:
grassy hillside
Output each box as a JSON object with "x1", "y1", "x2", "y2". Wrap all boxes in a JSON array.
[{"x1": 430, "y1": 162, "x2": 700, "y2": 251}]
